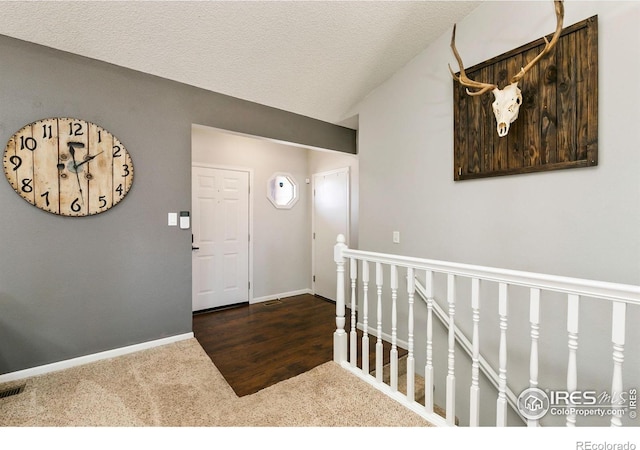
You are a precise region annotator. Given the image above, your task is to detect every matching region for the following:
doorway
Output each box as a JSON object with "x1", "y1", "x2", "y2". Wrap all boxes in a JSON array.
[
  {"x1": 192, "y1": 165, "x2": 250, "y2": 311},
  {"x1": 312, "y1": 167, "x2": 350, "y2": 301},
  {"x1": 192, "y1": 124, "x2": 357, "y2": 306}
]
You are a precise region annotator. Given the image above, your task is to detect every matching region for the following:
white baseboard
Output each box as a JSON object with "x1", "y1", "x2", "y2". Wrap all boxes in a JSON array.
[
  {"x1": 0, "y1": 332, "x2": 194, "y2": 384},
  {"x1": 251, "y1": 288, "x2": 312, "y2": 304}
]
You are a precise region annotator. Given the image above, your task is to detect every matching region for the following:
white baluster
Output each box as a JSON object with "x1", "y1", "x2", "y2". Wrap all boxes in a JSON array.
[
  {"x1": 424, "y1": 270, "x2": 434, "y2": 414},
  {"x1": 469, "y1": 278, "x2": 480, "y2": 427},
  {"x1": 362, "y1": 260, "x2": 370, "y2": 374},
  {"x1": 446, "y1": 274, "x2": 456, "y2": 426},
  {"x1": 566, "y1": 294, "x2": 580, "y2": 427},
  {"x1": 529, "y1": 288, "x2": 541, "y2": 427},
  {"x1": 333, "y1": 234, "x2": 347, "y2": 363},
  {"x1": 390, "y1": 265, "x2": 398, "y2": 392},
  {"x1": 611, "y1": 301, "x2": 626, "y2": 427},
  {"x1": 375, "y1": 263, "x2": 384, "y2": 383},
  {"x1": 349, "y1": 258, "x2": 358, "y2": 367},
  {"x1": 496, "y1": 283, "x2": 508, "y2": 427},
  {"x1": 406, "y1": 267, "x2": 415, "y2": 402}
]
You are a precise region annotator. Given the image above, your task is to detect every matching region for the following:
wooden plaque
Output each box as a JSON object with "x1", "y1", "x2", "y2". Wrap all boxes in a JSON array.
[{"x1": 453, "y1": 16, "x2": 598, "y2": 180}]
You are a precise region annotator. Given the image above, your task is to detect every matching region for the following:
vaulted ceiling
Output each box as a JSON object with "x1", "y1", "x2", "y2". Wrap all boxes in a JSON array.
[{"x1": 0, "y1": 1, "x2": 480, "y2": 127}]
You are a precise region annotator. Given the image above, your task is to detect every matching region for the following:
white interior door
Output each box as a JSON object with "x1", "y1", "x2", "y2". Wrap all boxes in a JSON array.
[
  {"x1": 312, "y1": 167, "x2": 349, "y2": 301},
  {"x1": 192, "y1": 166, "x2": 249, "y2": 311}
]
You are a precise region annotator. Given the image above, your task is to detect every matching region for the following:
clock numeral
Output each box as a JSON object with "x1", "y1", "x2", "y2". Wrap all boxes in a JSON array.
[
  {"x1": 9, "y1": 155, "x2": 22, "y2": 171},
  {"x1": 42, "y1": 124, "x2": 53, "y2": 139},
  {"x1": 69, "y1": 122, "x2": 84, "y2": 136},
  {"x1": 113, "y1": 145, "x2": 121, "y2": 157},
  {"x1": 40, "y1": 191, "x2": 50, "y2": 207},
  {"x1": 115, "y1": 183, "x2": 123, "y2": 196},
  {"x1": 21, "y1": 178, "x2": 33, "y2": 193},
  {"x1": 122, "y1": 164, "x2": 130, "y2": 177},
  {"x1": 70, "y1": 198, "x2": 82, "y2": 212},
  {"x1": 97, "y1": 130, "x2": 102, "y2": 143},
  {"x1": 99, "y1": 195, "x2": 107, "y2": 208},
  {"x1": 20, "y1": 136, "x2": 37, "y2": 151}
]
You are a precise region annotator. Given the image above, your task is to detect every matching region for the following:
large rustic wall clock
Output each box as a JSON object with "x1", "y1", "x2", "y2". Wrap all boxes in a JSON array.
[{"x1": 3, "y1": 117, "x2": 134, "y2": 216}]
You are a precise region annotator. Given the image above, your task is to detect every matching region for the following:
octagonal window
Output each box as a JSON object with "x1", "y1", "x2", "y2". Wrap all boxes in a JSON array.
[{"x1": 267, "y1": 173, "x2": 299, "y2": 209}]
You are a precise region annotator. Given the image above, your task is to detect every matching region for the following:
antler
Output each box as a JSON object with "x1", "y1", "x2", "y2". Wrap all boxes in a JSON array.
[
  {"x1": 510, "y1": 0, "x2": 564, "y2": 84},
  {"x1": 448, "y1": 24, "x2": 497, "y2": 96}
]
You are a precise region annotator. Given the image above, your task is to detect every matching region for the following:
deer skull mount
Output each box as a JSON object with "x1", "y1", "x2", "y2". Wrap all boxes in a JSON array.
[
  {"x1": 449, "y1": 0, "x2": 564, "y2": 137},
  {"x1": 492, "y1": 83, "x2": 522, "y2": 137}
]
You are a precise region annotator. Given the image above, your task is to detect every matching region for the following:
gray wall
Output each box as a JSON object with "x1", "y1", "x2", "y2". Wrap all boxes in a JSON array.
[
  {"x1": 353, "y1": 1, "x2": 639, "y2": 426},
  {"x1": 0, "y1": 35, "x2": 355, "y2": 374}
]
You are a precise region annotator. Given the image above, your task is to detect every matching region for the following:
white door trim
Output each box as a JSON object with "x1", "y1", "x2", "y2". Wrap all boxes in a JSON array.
[
  {"x1": 311, "y1": 166, "x2": 350, "y2": 298},
  {"x1": 192, "y1": 163, "x2": 254, "y2": 304}
]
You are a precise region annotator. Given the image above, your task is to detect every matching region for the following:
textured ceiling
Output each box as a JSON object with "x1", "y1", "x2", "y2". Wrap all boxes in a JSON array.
[{"x1": 0, "y1": 1, "x2": 480, "y2": 127}]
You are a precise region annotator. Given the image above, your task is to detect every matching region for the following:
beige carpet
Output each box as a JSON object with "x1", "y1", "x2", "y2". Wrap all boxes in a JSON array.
[{"x1": 0, "y1": 338, "x2": 433, "y2": 427}]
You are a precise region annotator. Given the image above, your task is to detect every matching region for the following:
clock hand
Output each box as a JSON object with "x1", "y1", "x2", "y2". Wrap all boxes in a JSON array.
[
  {"x1": 67, "y1": 142, "x2": 85, "y2": 168},
  {"x1": 74, "y1": 151, "x2": 104, "y2": 170},
  {"x1": 68, "y1": 143, "x2": 85, "y2": 203}
]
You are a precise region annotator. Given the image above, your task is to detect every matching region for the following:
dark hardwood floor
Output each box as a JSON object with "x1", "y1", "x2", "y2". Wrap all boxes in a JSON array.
[
  {"x1": 193, "y1": 294, "x2": 335, "y2": 396},
  {"x1": 192, "y1": 293, "x2": 404, "y2": 397}
]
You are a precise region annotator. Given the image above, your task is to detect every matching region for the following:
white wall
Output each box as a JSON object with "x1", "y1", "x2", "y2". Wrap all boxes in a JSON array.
[
  {"x1": 192, "y1": 125, "x2": 359, "y2": 302},
  {"x1": 353, "y1": 1, "x2": 639, "y2": 426},
  {"x1": 357, "y1": 1, "x2": 639, "y2": 284}
]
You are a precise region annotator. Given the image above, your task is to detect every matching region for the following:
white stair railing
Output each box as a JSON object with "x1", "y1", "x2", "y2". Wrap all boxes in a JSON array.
[
  {"x1": 528, "y1": 288, "x2": 541, "y2": 426},
  {"x1": 413, "y1": 278, "x2": 525, "y2": 424},
  {"x1": 333, "y1": 234, "x2": 640, "y2": 427}
]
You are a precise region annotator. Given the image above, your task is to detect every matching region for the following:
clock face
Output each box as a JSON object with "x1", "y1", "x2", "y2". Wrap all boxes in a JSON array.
[{"x1": 3, "y1": 117, "x2": 133, "y2": 216}]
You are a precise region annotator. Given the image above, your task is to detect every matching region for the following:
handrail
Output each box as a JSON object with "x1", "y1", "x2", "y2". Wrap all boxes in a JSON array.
[
  {"x1": 413, "y1": 278, "x2": 526, "y2": 424},
  {"x1": 334, "y1": 234, "x2": 640, "y2": 426},
  {"x1": 340, "y1": 247, "x2": 640, "y2": 305}
]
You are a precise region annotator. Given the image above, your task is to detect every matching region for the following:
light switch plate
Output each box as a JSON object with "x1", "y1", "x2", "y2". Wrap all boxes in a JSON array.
[
  {"x1": 168, "y1": 212, "x2": 178, "y2": 226},
  {"x1": 393, "y1": 231, "x2": 400, "y2": 244}
]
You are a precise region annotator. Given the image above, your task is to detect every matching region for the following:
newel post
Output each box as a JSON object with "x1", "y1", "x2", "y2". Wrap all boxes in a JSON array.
[{"x1": 333, "y1": 234, "x2": 348, "y2": 363}]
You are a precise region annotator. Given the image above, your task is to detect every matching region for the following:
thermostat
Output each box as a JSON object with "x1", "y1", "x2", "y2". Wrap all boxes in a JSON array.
[{"x1": 179, "y1": 211, "x2": 190, "y2": 229}]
